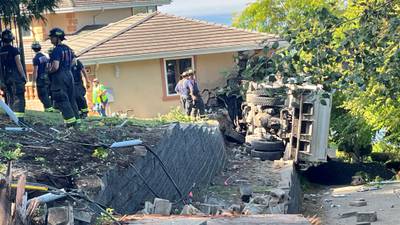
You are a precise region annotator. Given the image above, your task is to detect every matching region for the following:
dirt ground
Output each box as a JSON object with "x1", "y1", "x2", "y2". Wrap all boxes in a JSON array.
[
  {"x1": 302, "y1": 183, "x2": 400, "y2": 225},
  {"x1": 0, "y1": 112, "x2": 166, "y2": 188},
  {"x1": 194, "y1": 143, "x2": 281, "y2": 208}
]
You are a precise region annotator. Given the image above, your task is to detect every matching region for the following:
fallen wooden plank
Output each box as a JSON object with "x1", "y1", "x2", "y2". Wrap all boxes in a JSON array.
[{"x1": 0, "y1": 162, "x2": 12, "y2": 225}]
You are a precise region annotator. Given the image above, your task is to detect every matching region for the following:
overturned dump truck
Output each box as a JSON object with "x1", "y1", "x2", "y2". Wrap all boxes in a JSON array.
[{"x1": 242, "y1": 81, "x2": 332, "y2": 168}]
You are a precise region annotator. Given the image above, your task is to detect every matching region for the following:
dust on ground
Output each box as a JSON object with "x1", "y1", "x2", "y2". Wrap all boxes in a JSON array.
[
  {"x1": 194, "y1": 142, "x2": 281, "y2": 207},
  {"x1": 302, "y1": 182, "x2": 400, "y2": 225}
]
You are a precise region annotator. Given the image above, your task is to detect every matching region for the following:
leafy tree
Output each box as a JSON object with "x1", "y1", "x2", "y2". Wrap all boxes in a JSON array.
[
  {"x1": 330, "y1": 93, "x2": 374, "y2": 162},
  {"x1": 237, "y1": 0, "x2": 400, "y2": 160},
  {"x1": 0, "y1": 0, "x2": 60, "y2": 29},
  {"x1": 0, "y1": 0, "x2": 61, "y2": 66},
  {"x1": 233, "y1": 0, "x2": 343, "y2": 34}
]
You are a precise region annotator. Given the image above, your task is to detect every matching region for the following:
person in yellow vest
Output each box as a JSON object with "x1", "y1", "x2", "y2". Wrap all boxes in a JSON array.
[{"x1": 92, "y1": 78, "x2": 108, "y2": 117}]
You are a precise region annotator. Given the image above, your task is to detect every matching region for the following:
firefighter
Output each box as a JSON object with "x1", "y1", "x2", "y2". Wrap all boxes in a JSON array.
[
  {"x1": 31, "y1": 41, "x2": 54, "y2": 112},
  {"x1": 71, "y1": 56, "x2": 90, "y2": 119},
  {"x1": 47, "y1": 27, "x2": 80, "y2": 127},
  {"x1": 0, "y1": 29, "x2": 27, "y2": 121}
]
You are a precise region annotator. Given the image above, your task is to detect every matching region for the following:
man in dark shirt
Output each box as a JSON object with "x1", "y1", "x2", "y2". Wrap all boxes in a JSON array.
[
  {"x1": 0, "y1": 29, "x2": 26, "y2": 122},
  {"x1": 187, "y1": 70, "x2": 205, "y2": 117},
  {"x1": 71, "y1": 57, "x2": 90, "y2": 119},
  {"x1": 48, "y1": 27, "x2": 80, "y2": 127},
  {"x1": 32, "y1": 41, "x2": 54, "y2": 112}
]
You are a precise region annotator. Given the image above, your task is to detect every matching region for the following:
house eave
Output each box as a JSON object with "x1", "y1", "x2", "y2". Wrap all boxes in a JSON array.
[
  {"x1": 80, "y1": 41, "x2": 288, "y2": 66},
  {"x1": 52, "y1": 0, "x2": 171, "y2": 13}
]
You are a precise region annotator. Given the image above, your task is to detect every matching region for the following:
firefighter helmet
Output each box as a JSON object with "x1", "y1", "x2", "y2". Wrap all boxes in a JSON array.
[
  {"x1": 1, "y1": 29, "x2": 14, "y2": 43},
  {"x1": 48, "y1": 27, "x2": 66, "y2": 41}
]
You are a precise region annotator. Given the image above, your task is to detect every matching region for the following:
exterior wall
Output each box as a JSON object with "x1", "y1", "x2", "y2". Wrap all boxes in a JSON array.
[
  {"x1": 44, "y1": 13, "x2": 76, "y2": 37},
  {"x1": 196, "y1": 52, "x2": 235, "y2": 90},
  {"x1": 75, "y1": 8, "x2": 133, "y2": 31},
  {"x1": 95, "y1": 59, "x2": 177, "y2": 118},
  {"x1": 25, "y1": 52, "x2": 237, "y2": 117},
  {"x1": 94, "y1": 52, "x2": 236, "y2": 118}
]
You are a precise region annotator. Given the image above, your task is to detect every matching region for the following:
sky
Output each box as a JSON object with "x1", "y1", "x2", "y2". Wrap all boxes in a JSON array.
[{"x1": 159, "y1": 0, "x2": 255, "y2": 25}]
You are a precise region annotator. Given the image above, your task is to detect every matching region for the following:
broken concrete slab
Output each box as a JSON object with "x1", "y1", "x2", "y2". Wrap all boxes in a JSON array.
[
  {"x1": 250, "y1": 195, "x2": 271, "y2": 205},
  {"x1": 228, "y1": 204, "x2": 242, "y2": 214},
  {"x1": 357, "y1": 211, "x2": 378, "y2": 222},
  {"x1": 243, "y1": 203, "x2": 268, "y2": 215},
  {"x1": 73, "y1": 208, "x2": 93, "y2": 223},
  {"x1": 47, "y1": 206, "x2": 74, "y2": 225},
  {"x1": 240, "y1": 184, "x2": 253, "y2": 203},
  {"x1": 349, "y1": 200, "x2": 367, "y2": 207},
  {"x1": 153, "y1": 198, "x2": 172, "y2": 216},
  {"x1": 339, "y1": 211, "x2": 357, "y2": 218},
  {"x1": 181, "y1": 204, "x2": 203, "y2": 216},
  {"x1": 143, "y1": 201, "x2": 154, "y2": 214},
  {"x1": 197, "y1": 203, "x2": 221, "y2": 215}
]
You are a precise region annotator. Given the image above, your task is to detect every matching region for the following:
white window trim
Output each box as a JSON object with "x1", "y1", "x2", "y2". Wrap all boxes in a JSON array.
[{"x1": 163, "y1": 56, "x2": 195, "y2": 97}]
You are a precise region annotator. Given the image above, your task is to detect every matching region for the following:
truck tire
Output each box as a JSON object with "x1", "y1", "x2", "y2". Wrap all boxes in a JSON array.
[
  {"x1": 249, "y1": 89, "x2": 273, "y2": 97},
  {"x1": 251, "y1": 150, "x2": 283, "y2": 161},
  {"x1": 250, "y1": 139, "x2": 284, "y2": 152},
  {"x1": 246, "y1": 94, "x2": 284, "y2": 106}
]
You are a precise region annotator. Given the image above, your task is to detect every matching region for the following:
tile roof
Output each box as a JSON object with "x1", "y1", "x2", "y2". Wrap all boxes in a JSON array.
[
  {"x1": 24, "y1": 14, "x2": 149, "y2": 64},
  {"x1": 56, "y1": 0, "x2": 171, "y2": 12},
  {"x1": 24, "y1": 12, "x2": 280, "y2": 66},
  {"x1": 78, "y1": 12, "x2": 280, "y2": 65}
]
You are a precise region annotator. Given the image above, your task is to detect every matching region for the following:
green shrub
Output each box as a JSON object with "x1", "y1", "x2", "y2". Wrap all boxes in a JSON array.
[
  {"x1": 92, "y1": 148, "x2": 109, "y2": 159},
  {"x1": 0, "y1": 141, "x2": 24, "y2": 161},
  {"x1": 158, "y1": 107, "x2": 192, "y2": 123}
]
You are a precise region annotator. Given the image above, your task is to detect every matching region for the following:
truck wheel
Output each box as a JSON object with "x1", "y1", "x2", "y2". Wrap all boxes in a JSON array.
[
  {"x1": 246, "y1": 94, "x2": 285, "y2": 106},
  {"x1": 250, "y1": 139, "x2": 284, "y2": 152},
  {"x1": 249, "y1": 89, "x2": 273, "y2": 97},
  {"x1": 251, "y1": 150, "x2": 283, "y2": 161}
]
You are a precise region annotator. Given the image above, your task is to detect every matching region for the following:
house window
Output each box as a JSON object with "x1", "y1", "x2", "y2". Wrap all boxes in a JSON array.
[{"x1": 164, "y1": 57, "x2": 194, "y2": 96}]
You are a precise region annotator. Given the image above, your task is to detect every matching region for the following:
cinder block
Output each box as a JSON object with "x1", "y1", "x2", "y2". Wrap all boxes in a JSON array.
[
  {"x1": 153, "y1": 198, "x2": 172, "y2": 216},
  {"x1": 357, "y1": 211, "x2": 377, "y2": 222},
  {"x1": 350, "y1": 200, "x2": 367, "y2": 207}
]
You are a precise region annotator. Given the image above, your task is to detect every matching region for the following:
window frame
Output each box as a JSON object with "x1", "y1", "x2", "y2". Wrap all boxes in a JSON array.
[
  {"x1": 163, "y1": 56, "x2": 195, "y2": 97},
  {"x1": 21, "y1": 26, "x2": 33, "y2": 39}
]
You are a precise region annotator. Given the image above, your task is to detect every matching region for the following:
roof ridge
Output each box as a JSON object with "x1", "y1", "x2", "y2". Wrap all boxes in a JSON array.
[{"x1": 157, "y1": 12, "x2": 276, "y2": 37}]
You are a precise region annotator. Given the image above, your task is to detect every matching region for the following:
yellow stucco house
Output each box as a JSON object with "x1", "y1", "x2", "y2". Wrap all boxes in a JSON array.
[
  {"x1": 22, "y1": 0, "x2": 171, "y2": 108},
  {"x1": 76, "y1": 12, "x2": 278, "y2": 117},
  {"x1": 23, "y1": 2, "x2": 279, "y2": 118}
]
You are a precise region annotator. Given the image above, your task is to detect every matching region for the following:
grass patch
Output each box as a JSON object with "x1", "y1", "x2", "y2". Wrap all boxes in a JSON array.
[{"x1": 1, "y1": 107, "x2": 200, "y2": 128}]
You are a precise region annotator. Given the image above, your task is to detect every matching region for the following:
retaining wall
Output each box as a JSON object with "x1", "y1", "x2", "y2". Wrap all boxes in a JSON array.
[
  {"x1": 78, "y1": 123, "x2": 227, "y2": 214},
  {"x1": 275, "y1": 160, "x2": 302, "y2": 214}
]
